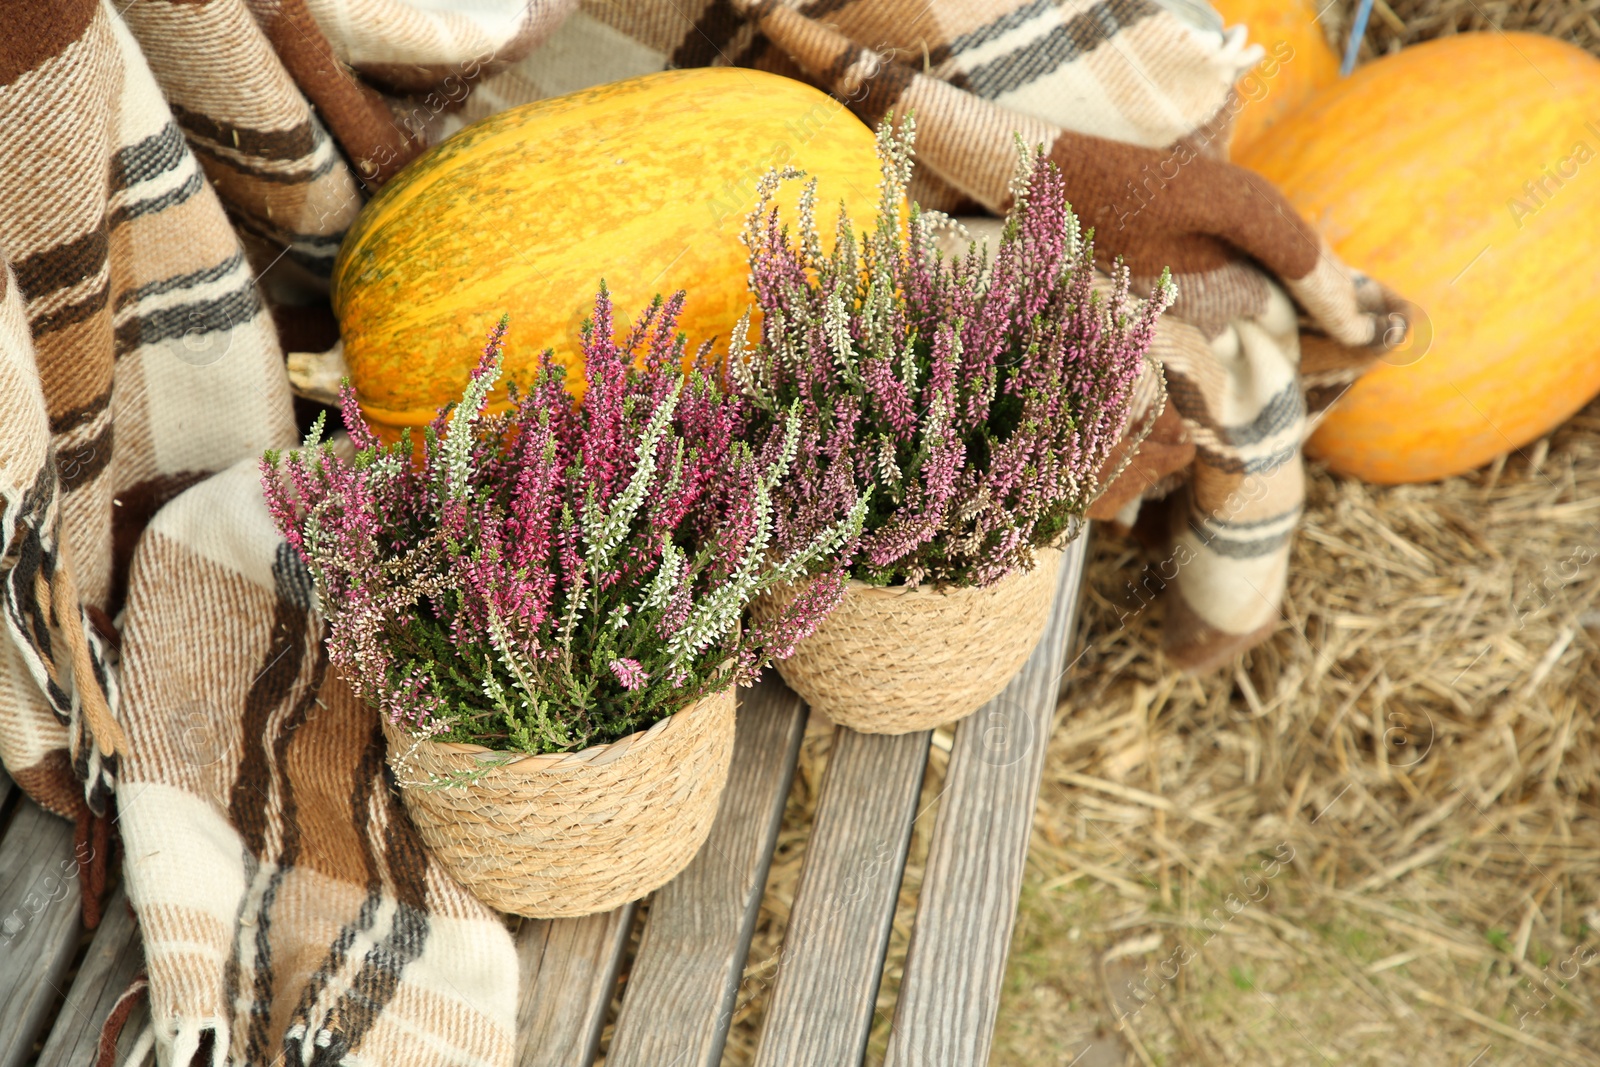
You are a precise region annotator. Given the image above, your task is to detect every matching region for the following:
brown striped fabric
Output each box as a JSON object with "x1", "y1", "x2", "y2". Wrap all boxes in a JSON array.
[
  {"x1": 0, "y1": 0, "x2": 560, "y2": 818},
  {"x1": 0, "y1": 0, "x2": 297, "y2": 836},
  {"x1": 0, "y1": 0, "x2": 554, "y2": 1060},
  {"x1": 116, "y1": 461, "x2": 515, "y2": 1066},
  {"x1": 123, "y1": 0, "x2": 367, "y2": 277}
]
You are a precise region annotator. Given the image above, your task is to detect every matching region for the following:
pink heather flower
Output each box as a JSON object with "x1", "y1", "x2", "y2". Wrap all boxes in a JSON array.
[
  {"x1": 749, "y1": 570, "x2": 847, "y2": 661},
  {"x1": 261, "y1": 286, "x2": 861, "y2": 756},
  {"x1": 737, "y1": 115, "x2": 1172, "y2": 588},
  {"x1": 609, "y1": 657, "x2": 648, "y2": 690}
]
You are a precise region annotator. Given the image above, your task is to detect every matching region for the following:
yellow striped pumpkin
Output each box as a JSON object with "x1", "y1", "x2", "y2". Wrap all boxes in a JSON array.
[
  {"x1": 1212, "y1": 0, "x2": 1340, "y2": 154},
  {"x1": 332, "y1": 68, "x2": 883, "y2": 436},
  {"x1": 1239, "y1": 33, "x2": 1600, "y2": 484}
]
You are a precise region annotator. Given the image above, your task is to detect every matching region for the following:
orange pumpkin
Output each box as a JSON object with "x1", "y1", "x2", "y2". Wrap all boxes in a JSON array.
[
  {"x1": 1239, "y1": 33, "x2": 1600, "y2": 484},
  {"x1": 332, "y1": 69, "x2": 883, "y2": 438},
  {"x1": 1214, "y1": 0, "x2": 1340, "y2": 154}
]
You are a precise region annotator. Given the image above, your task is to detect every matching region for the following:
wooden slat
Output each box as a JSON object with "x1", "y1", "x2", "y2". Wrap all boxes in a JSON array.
[
  {"x1": 514, "y1": 903, "x2": 635, "y2": 1067},
  {"x1": 882, "y1": 534, "x2": 1090, "y2": 1067},
  {"x1": 607, "y1": 674, "x2": 808, "y2": 1067},
  {"x1": 751, "y1": 726, "x2": 930, "y2": 1067},
  {"x1": 37, "y1": 887, "x2": 145, "y2": 1067},
  {"x1": 0, "y1": 799, "x2": 84, "y2": 1067}
]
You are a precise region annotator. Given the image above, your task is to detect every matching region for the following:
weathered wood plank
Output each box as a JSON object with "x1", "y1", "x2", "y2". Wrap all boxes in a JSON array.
[
  {"x1": 882, "y1": 534, "x2": 1090, "y2": 1067},
  {"x1": 751, "y1": 726, "x2": 931, "y2": 1067},
  {"x1": 514, "y1": 903, "x2": 635, "y2": 1067},
  {"x1": 36, "y1": 886, "x2": 145, "y2": 1067},
  {"x1": 607, "y1": 674, "x2": 808, "y2": 1067},
  {"x1": 0, "y1": 799, "x2": 85, "y2": 1067}
]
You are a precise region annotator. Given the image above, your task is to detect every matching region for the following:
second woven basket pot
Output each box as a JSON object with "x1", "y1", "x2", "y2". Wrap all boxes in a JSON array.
[
  {"x1": 759, "y1": 546, "x2": 1064, "y2": 734},
  {"x1": 381, "y1": 686, "x2": 735, "y2": 918}
]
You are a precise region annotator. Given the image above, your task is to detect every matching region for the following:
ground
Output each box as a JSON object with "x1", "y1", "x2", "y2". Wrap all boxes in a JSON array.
[{"x1": 983, "y1": 406, "x2": 1600, "y2": 1065}]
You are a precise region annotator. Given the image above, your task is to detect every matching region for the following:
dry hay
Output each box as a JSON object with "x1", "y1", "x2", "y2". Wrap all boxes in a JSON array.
[
  {"x1": 1322, "y1": 0, "x2": 1600, "y2": 64},
  {"x1": 987, "y1": 404, "x2": 1600, "y2": 1067}
]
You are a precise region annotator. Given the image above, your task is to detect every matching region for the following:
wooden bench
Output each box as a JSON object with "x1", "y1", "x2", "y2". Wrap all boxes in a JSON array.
[{"x1": 1, "y1": 535, "x2": 1088, "y2": 1066}]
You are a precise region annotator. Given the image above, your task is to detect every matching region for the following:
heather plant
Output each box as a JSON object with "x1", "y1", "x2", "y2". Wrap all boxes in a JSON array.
[
  {"x1": 262, "y1": 287, "x2": 865, "y2": 755},
  {"x1": 733, "y1": 117, "x2": 1173, "y2": 588}
]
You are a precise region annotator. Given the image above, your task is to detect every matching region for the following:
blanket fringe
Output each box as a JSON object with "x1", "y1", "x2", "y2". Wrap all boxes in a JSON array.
[
  {"x1": 122, "y1": 1025, "x2": 155, "y2": 1067},
  {"x1": 73, "y1": 801, "x2": 113, "y2": 929},
  {"x1": 167, "y1": 1016, "x2": 230, "y2": 1067},
  {"x1": 44, "y1": 551, "x2": 128, "y2": 758},
  {"x1": 95, "y1": 972, "x2": 148, "y2": 1067}
]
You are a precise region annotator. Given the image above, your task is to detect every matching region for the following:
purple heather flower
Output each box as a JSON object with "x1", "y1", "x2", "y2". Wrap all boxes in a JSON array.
[
  {"x1": 609, "y1": 657, "x2": 649, "y2": 691},
  {"x1": 737, "y1": 115, "x2": 1172, "y2": 588},
  {"x1": 260, "y1": 288, "x2": 863, "y2": 756}
]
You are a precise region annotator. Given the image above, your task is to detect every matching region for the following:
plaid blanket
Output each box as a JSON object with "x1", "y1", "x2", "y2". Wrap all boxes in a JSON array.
[
  {"x1": 117, "y1": 460, "x2": 515, "y2": 1065},
  {"x1": 0, "y1": 0, "x2": 1410, "y2": 1061},
  {"x1": 0, "y1": 0, "x2": 548, "y2": 1060},
  {"x1": 0, "y1": 0, "x2": 299, "y2": 840}
]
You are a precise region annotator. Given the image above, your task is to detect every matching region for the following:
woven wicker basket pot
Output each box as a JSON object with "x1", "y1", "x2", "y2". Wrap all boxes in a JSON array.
[
  {"x1": 381, "y1": 685, "x2": 736, "y2": 918},
  {"x1": 758, "y1": 546, "x2": 1064, "y2": 734}
]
